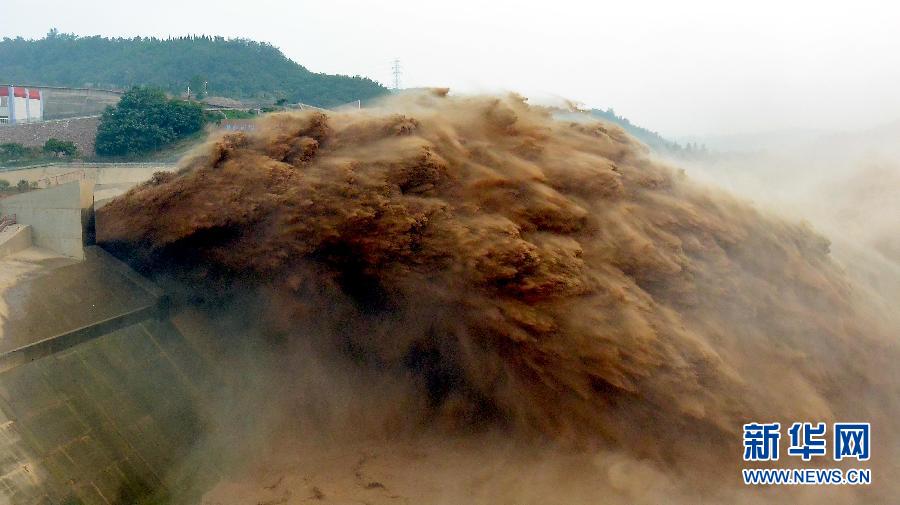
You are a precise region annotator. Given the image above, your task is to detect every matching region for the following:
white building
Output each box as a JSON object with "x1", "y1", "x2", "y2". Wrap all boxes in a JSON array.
[{"x1": 0, "y1": 86, "x2": 44, "y2": 124}]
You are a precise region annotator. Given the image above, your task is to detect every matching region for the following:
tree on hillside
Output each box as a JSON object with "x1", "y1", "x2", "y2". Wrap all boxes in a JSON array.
[
  {"x1": 189, "y1": 75, "x2": 207, "y2": 100},
  {"x1": 95, "y1": 87, "x2": 205, "y2": 156}
]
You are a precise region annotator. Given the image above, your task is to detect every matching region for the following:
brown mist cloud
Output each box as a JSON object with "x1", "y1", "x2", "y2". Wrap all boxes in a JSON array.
[{"x1": 97, "y1": 91, "x2": 899, "y2": 503}]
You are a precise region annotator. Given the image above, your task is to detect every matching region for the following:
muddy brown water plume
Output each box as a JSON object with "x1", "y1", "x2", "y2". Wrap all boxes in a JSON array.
[{"x1": 97, "y1": 92, "x2": 899, "y2": 485}]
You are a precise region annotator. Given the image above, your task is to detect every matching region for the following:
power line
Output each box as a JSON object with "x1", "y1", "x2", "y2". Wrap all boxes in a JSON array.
[{"x1": 391, "y1": 58, "x2": 402, "y2": 91}]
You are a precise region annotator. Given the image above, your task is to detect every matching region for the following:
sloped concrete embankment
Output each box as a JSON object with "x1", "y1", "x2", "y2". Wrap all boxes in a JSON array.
[{"x1": 0, "y1": 247, "x2": 220, "y2": 505}]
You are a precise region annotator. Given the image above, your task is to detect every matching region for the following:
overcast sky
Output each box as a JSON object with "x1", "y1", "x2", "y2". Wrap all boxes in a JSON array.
[{"x1": 3, "y1": 0, "x2": 900, "y2": 137}]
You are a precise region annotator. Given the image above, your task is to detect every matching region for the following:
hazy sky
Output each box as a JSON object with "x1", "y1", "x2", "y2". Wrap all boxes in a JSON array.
[{"x1": 3, "y1": 0, "x2": 900, "y2": 137}]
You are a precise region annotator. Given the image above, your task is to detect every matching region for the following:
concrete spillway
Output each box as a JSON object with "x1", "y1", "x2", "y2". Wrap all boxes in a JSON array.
[
  {"x1": 0, "y1": 247, "x2": 167, "y2": 371},
  {"x1": 0, "y1": 179, "x2": 215, "y2": 505},
  {"x1": 0, "y1": 171, "x2": 234, "y2": 505},
  {"x1": 0, "y1": 246, "x2": 215, "y2": 505}
]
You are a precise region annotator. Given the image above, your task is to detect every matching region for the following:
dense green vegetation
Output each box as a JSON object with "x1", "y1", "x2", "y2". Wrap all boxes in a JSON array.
[
  {"x1": 95, "y1": 87, "x2": 205, "y2": 156},
  {"x1": 0, "y1": 30, "x2": 389, "y2": 107}
]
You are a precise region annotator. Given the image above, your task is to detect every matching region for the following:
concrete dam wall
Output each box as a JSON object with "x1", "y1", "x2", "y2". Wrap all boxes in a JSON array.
[
  {"x1": 0, "y1": 247, "x2": 218, "y2": 505},
  {"x1": 0, "y1": 181, "x2": 94, "y2": 260},
  {"x1": 0, "y1": 164, "x2": 176, "y2": 204},
  {"x1": 0, "y1": 319, "x2": 208, "y2": 505},
  {"x1": 0, "y1": 171, "x2": 217, "y2": 505}
]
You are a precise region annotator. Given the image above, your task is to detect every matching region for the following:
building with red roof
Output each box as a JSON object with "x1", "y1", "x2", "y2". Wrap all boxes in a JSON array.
[{"x1": 0, "y1": 85, "x2": 44, "y2": 124}]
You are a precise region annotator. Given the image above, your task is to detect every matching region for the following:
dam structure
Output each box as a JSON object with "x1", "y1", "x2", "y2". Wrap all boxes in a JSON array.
[{"x1": 0, "y1": 171, "x2": 215, "y2": 504}]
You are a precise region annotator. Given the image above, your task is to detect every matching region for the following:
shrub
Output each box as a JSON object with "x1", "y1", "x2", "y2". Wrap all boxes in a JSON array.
[
  {"x1": 43, "y1": 138, "x2": 78, "y2": 157},
  {"x1": 95, "y1": 86, "x2": 206, "y2": 157},
  {"x1": 0, "y1": 143, "x2": 29, "y2": 160}
]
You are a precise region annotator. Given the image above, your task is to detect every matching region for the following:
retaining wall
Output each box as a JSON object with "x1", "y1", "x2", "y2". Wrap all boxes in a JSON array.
[
  {"x1": 0, "y1": 181, "x2": 94, "y2": 260},
  {"x1": 41, "y1": 88, "x2": 120, "y2": 121},
  {"x1": 0, "y1": 118, "x2": 101, "y2": 156},
  {"x1": 0, "y1": 164, "x2": 175, "y2": 187}
]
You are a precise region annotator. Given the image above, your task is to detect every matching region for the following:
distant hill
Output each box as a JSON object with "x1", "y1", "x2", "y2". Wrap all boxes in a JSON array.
[
  {"x1": 0, "y1": 30, "x2": 389, "y2": 107},
  {"x1": 589, "y1": 108, "x2": 707, "y2": 156}
]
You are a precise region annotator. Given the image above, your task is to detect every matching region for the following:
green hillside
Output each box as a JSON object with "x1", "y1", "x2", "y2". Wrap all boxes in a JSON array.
[{"x1": 0, "y1": 30, "x2": 388, "y2": 107}]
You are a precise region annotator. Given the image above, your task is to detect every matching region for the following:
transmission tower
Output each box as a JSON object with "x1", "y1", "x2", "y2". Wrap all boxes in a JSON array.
[{"x1": 391, "y1": 58, "x2": 402, "y2": 91}]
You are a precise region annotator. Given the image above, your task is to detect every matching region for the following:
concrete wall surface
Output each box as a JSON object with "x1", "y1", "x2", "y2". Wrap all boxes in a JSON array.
[
  {"x1": 0, "y1": 246, "x2": 222, "y2": 504},
  {"x1": 1, "y1": 164, "x2": 176, "y2": 209},
  {"x1": 0, "y1": 181, "x2": 94, "y2": 260},
  {"x1": 0, "y1": 225, "x2": 32, "y2": 258},
  {"x1": 0, "y1": 242, "x2": 236, "y2": 505},
  {"x1": 0, "y1": 318, "x2": 214, "y2": 505},
  {"x1": 0, "y1": 164, "x2": 175, "y2": 187}
]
